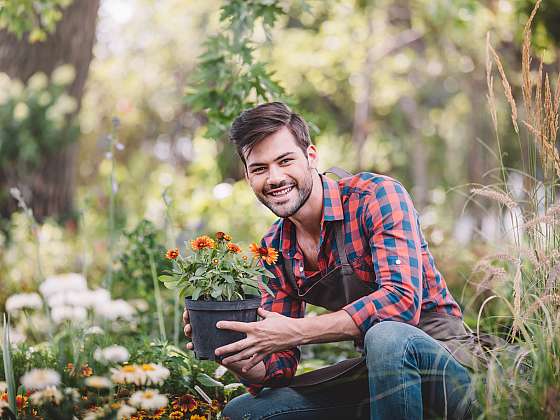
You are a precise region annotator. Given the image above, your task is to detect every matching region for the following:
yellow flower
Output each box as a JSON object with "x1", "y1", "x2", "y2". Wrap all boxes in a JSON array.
[
  {"x1": 191, "y1": 415, "x2": 206, "y2": 420},
  {"x1": 169, "y1": 411, "x2": 183, "y2": 419},
  {"x1": 190, "y1": 235, "x2": 215, "y2": 251}
]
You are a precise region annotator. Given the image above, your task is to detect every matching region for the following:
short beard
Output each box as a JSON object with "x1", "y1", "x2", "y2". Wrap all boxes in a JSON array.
[{"x1": 258, "y1": 168, "x2": 314, "y2": 218}]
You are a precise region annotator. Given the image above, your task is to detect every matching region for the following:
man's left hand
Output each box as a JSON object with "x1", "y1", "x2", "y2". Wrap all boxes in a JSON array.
[{"x1": 215, "y1": 308, "x2": 299, "y2": 372}]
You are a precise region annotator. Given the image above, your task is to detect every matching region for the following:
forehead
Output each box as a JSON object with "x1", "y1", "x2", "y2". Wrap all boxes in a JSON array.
[{"x1": 244, "y1": 126, "x2": 303, "y2": 165}]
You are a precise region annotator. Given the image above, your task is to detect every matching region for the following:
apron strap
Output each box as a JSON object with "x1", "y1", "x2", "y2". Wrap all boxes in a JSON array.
[
  {"x1": 334, "y1": 220, "x2": 353, "y2": 275},
  {"x1": 323, "y1": 166, "x2": 353, "y2": 179}
]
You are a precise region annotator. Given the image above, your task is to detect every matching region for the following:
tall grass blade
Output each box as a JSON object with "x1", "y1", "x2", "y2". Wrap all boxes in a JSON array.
[{"x1": 2, "y1": 314, "x2": 17, "y2": 418}]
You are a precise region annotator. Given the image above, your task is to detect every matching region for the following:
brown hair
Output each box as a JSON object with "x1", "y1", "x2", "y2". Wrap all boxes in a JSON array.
[{"x1": 229, "y1": 102, "x2": 311, "y2": 167}]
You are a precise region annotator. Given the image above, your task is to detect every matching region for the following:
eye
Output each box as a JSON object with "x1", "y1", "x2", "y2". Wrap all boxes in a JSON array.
[
  {"x1": 252, "y1": 167, "x2": 266, "y2": 174},
  {"x1": 280, "y1": 158, "x2": 293, "y2": 165}
]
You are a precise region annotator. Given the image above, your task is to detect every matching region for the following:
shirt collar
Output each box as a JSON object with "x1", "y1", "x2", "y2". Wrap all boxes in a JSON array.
[{"x1": 279, "y1": 173, "x2": 344, "y2": 258}]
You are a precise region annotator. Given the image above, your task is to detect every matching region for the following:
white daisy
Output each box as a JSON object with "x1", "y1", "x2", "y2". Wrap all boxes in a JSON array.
[
  {"x1": 129, "y1": 389, "x2": 168, "y2": 411},
  {"x1": 5, "y1": 293, "x2": 43, "y2": 312},
  {"x1": 116, "y1": 403, "x2": 137, "y2": 419},
  {"x1": 138, "y1": 363, "x2": 170, "y2": 386},
  {"x1": 95, "y1": 299, "x2": 135, "y2": 321},
  {"x1": 39, "y1": 273, "x2": 87, "y2": 298},
  {"x1": 83, "y1": 407, "x2": 106, "y2": 420},
  {"x1": 94, "y1": 345, "x2": 130, "y2": 364},
  {"x1": 29, "y1": 386, "x2": 63, "y2": 406},
  {"x1": 21, "y1": 368, "x2": 61, "y2": 390},
  {"x1": 0, "y1": 381, "x2": 6, "y2": 392},
  {"x1": 85, "y1": 326, "x2": 104, "y2": 335},
  {"x1": 50, "y1": 305, "x2": 87, "y2": 324},
  {"x1": 110, "y1": 365, "x2": 147, "y2": 386},
  {"x1": 84, "y1": 376, "x2": 112, "y2": 389}
]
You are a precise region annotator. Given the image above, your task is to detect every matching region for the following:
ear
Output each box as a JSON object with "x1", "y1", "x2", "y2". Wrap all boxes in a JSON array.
[{"x1": 306, "y1": 144, "x2": 318, "y2": 169}]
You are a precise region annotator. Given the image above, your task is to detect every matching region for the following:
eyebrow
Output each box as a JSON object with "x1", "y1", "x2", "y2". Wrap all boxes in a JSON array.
[{"x1": 247, "y1": 152, "x2": 295, "y2": 169}]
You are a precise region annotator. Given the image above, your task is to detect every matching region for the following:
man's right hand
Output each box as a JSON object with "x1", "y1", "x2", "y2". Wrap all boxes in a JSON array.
[{"x1": 183, "y1": 308, "x2": 193, "y2": 350}]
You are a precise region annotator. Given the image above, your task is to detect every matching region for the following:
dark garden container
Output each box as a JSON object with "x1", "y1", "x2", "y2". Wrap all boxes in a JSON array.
[{"x1": 185, "y1": 296, "x2": 261, "y2": 361}]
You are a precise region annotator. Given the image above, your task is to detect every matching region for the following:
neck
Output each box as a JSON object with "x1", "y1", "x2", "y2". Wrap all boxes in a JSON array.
[{"x1": 288, "y1": 170, "x2": 323, "y2": 239}]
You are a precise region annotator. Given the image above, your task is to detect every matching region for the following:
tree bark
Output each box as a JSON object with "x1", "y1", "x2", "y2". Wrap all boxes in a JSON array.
[{"x1": 0, "y1": 0, "x2": 100, "y2": 222}]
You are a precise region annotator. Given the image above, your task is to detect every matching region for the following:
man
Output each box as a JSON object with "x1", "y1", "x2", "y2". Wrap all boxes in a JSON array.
[{"x1": 183, "y1": 102, "x2": 475, "y2": 419}]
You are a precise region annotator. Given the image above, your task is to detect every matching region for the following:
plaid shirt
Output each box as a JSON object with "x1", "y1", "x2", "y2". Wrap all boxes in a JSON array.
[{"x1": 246, "y1": 172, "x2": 462, "y2": 395}]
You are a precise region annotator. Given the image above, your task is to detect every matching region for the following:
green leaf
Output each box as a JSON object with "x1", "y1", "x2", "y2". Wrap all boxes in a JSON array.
[
  {"x1": 191, "y1": 287, "x2": 202, "y2": 301},
  {"x1": 195, "y1": 267, "x2": 206, "y2": 276},
  {"x1": 197, "y1": 373, "x2": 224, "y2": 388}
]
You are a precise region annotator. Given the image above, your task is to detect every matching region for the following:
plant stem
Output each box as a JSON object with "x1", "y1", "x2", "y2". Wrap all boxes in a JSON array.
[
  {"x1": 149, "y1": 251, "x2": 166, "y2": 341},
  {"x1": 3, "y1": 314, "x2": 17, "y2": 419}
]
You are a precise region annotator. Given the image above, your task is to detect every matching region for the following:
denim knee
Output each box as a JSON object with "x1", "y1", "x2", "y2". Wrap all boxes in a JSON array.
[
  {"x1": 364, "y1": 320, "x2": 422, "y2": 361},
  {"x1": 222, "y1": 392, "x2": 254, "y2": 420}
]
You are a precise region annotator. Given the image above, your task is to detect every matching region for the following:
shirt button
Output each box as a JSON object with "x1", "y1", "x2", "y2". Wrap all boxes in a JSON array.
[
  {"x1": 395, "y1": 259, "x2": 401, "y2": 265},
  {"x1": 299, "y1": 266, "x2": 304, "y2": 272}
]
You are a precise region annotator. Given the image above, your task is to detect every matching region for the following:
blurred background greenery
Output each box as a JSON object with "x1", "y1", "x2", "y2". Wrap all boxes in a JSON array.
[{"x1": 0, "y1": 0, "x2": 559, "y2": 385}]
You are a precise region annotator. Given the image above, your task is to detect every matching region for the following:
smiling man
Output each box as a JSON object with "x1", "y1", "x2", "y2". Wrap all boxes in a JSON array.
[{"x1": 183, "y1": 102, "x2": 476, "y2": 419}]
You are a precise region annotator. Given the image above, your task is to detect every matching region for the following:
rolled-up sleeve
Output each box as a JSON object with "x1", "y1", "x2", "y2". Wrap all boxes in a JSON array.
[
  {"x1": 343, "y1": 179, "x2": 423, "y2": 334},
  {"x1": 244, "y1": 246, "x2": 304, "y2": 396}
]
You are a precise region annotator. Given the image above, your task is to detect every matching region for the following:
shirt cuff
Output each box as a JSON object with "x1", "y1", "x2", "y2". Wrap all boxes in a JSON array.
[{"x1": 343, "y1": 296, "x2": 378, "y2": 335}]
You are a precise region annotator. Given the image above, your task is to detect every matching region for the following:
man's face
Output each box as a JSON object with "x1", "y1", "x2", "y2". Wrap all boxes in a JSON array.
[{"x1": 244, "y1": 126, "x2": 318, "y2": 218}]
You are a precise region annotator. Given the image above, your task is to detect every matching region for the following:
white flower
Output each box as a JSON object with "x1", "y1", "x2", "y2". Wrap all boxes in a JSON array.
[
  {"x1": 0, "y1": 381, "x2": 6, "y2": 392},
  {"x1": 5, "y1": 293, "x2": 43, "y2": 312},
  {"x1": 29, "y1": 386, "x2": 63, "y2": 406},
  {"x1": 94, "y1": 345, "x2": 130, "y2": 364},
  {"x1": 116, "y1": 403, "x2": 137, "y2": 419},
  {"x1": 84, "y1": 376, "x2": 112, "y2": 389},
  {"x1": 129, "y1": 389, "x2": 168, "y2": 411},
  {"x1": 83, "y1": 407, "x2": 106, "y2": 420},
  {"x1": 21, "y1": 369, "x2": 61, "y2": 390},
  {"x1": 52, "y1": 64, "x2": 75, "y2": 86},
  {"x1": 27, "y1": 72, "x2": 48, "y2": 91},
  {"x1": 110, "y1": 365, "x2": 146, "y2": 386},
  {"x1": 138, "y1": 363, "x2": 170, "y2": 386},
  {"x1": 63, "y1": 387, "x2": 80, "y2": 402},
  {"x1": 85, "y1": 326, "x2": 104, "y2": 335},
  {"x1": 40, "y1": 273, "x2": 87, "y2": 298},
  {"x1": 214, "y1": 365, "x2": 228, "y2": 379},
  {"x1": 95, "y1": 299, "x2": 135, "y2": 320},
  {"x1": 2, "y1": 327, "x2": 25, "y2": 345},
  {"x1": 13, "y1": 102, "x2": 29, "y2": 121},
  {"x1": 50, "y1": 305, "x2": 87, "y2": 324}
]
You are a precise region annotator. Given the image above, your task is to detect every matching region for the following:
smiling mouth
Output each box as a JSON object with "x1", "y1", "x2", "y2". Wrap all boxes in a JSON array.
[{"x1": 267, "y1": 185, "x2": 294, "y2": 198}]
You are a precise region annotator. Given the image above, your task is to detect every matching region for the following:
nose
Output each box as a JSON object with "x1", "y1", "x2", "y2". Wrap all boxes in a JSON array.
[{"x1": 266, "y1": 164, "x2": 285, "y2": 186}]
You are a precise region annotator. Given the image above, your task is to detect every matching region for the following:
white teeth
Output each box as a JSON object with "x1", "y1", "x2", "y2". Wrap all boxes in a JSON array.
[{"x1": 270, "y1": 186, "x2": 293, "y2": 197}]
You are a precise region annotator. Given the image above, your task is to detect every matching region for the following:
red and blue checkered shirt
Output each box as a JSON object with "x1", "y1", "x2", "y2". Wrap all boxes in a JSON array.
[{"x1": 246, "y1": 172, "x2": 462, "y2": 395}]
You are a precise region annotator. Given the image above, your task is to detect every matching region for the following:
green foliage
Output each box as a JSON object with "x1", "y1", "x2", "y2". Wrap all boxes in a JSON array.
[
  {"x1": 0, "y1": 0, "x2": 73, "y2": 42},
  {"x1": 160, "y1": 233, "x2": 275, "y2": 301},
  {"x1": 186, "y1": 0, "x2": 290, "y2": 140},
  {"x1": 112, "y1": 219, "x2": 171, "y2": 300},
  {"x1": 0, "y1": 66, "x2": 79, "y2": 174}
]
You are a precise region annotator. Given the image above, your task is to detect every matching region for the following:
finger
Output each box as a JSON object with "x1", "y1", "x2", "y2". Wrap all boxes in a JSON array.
[
  {"x1": 216, "y1": 320, "x2": 251, "y2": 333},
  {"x1": 221, "y1": 346, "x2": 259, "y2": 365},
  {"x1": 183, "y1": 309, "x2": 189, "y2": 323},
  {"x1": 257, "y1": 307, "x2": 271, "y2": 318},
  {"x1": 215, "y1": 337, "x2": 252, "y2": 357},
  {"x1": 186, "y1": 342, "x2": 193, "y2": 350},
  {"x1": 183, "y1": 323, "x2": 191, "y2": 337},
  {"x1": 242, "y1": 352, "x2": 266, "y2": 372}
]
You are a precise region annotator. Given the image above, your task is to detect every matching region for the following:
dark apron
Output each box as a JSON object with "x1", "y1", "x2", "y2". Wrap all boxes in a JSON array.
[{"x1": 284, "y1": 168, "x2": 503, "y2": 388}]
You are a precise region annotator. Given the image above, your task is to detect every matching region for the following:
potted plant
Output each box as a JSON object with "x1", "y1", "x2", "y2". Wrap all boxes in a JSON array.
[{"x1": 159, "y1": 232, "x2": 277, "y2": 361}]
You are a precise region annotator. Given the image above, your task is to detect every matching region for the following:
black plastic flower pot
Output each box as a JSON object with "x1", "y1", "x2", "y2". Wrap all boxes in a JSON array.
[{"x1": 185, "y1": 296, "x2": 261, "y2": 361}]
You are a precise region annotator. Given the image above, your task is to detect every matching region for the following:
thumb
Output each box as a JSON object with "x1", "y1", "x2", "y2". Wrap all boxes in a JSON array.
[{"x1": 257, "y1": 307, "x2": 274, "y2": 318}]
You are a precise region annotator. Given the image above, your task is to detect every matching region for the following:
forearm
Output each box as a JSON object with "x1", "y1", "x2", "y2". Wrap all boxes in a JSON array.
[
  {"x1": 294, "y1": 310, "x2": 361, "y2": 345},
  {"x1": 232, "y1": 360, "x2": 266, "y2": 384}
]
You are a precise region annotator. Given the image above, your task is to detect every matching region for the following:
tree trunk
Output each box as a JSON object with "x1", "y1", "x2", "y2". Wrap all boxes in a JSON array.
[{"x1": 0, "y1": 0, "x2": 100, "y2": 222}]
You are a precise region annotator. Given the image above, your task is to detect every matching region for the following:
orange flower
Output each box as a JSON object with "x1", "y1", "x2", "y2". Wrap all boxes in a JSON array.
[
  {"x1": 174, "y1": 394, "x2": 198, "y2": 412},
  {"x1": 224, "y1": 234, "x2": 232, "y2": 241},
  {"x1": 191, "y1": 415, "x2": 206, "y2": 420},
  {"x1": 249, "y1": 243, "x2": 278, "y2": 265},
  {"x1": 227, "y1": 243, "x2": 241, "y2": 253},
  {"x1": 81, "y1": 364, "x2": 93, "y2": 377},
  {"x1": 15, "y1": 394, "x2": 28, "y2": 409},
  {"x1": 169, "y1": 411, "x2": 183, "y2": 420},
  {"x1": 215, "y1": 231, "x2": 226, "y2": 240},
  {"x1": 191, "y1": 235, "x2": 216, "y2": 251},
  {"x1": 166, "y1": 248, "x2": 179, "y2": 260}
]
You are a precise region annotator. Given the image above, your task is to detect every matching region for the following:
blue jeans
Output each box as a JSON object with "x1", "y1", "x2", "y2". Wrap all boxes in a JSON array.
[{"x1": 223, "y1": 321, "x2": 474, "y2": 420}]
